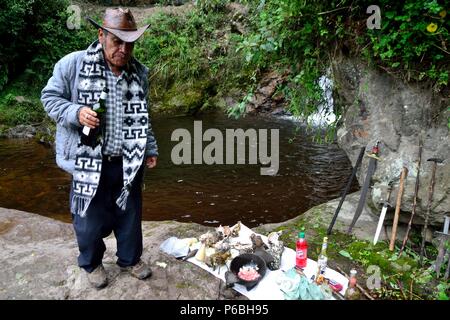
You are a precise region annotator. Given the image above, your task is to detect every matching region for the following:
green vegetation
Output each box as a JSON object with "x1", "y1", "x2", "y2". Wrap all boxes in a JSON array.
[
  {"x1": 227, "y1": 0, "x2": 449, "y2": 130},
  {"x1": 0, "y1": 92, "x2": 44, "y2": 126},
  {"x1": 1, "y1": 0, "x2": 447, "y2": 129},
  {"x1": 0, "y1": 0, "x2": 95, "y2": 127},
  {"x1": 0, "y1": 0, "x2": 95, "y2": 90},
  {"x1": 134, "y1": 7, "x2": 248, "y2": 114}
]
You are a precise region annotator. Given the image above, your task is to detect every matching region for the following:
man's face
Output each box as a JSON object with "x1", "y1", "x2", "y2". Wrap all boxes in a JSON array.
[{"x1": 99, "y1": 29, "x2": 134, "y2": 69}]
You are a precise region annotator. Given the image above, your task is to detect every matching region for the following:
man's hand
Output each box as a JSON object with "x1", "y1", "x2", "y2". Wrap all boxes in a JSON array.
[
  {"x1": 79, "y1": 106, "x2": 99, "y2": 128},
  {"x1": 146, "y1": 156, "x2": 157, "y2": 169}
]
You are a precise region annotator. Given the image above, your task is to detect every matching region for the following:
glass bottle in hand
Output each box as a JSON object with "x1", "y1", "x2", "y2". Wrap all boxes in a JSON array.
[{"x1": 80, "y1": 87, "x2": 108, "y2": 148}]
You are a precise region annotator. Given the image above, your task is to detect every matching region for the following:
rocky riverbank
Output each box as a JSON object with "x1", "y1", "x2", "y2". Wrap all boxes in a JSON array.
[
  {"x1": 0, "y1": 189, "x2": 419, "y2": 300},
  {"x1": 0, "y1": 207, "x2": 244, "y2": 299}
]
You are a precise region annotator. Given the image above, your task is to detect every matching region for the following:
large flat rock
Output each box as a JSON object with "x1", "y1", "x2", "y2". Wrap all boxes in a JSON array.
[{"x1": 0, "y1": 208, "x2": 245, "y2": 300}]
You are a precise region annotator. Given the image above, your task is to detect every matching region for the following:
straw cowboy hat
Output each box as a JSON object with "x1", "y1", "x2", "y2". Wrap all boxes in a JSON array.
[{"x1": 87, "y1": 7, "x2": 149, "y2": 43}]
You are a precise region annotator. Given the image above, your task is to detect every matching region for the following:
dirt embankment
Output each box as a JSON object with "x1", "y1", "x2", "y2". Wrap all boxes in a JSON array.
[{"x1": 72, "y1": 0, "x2": 195, "y2": 24}]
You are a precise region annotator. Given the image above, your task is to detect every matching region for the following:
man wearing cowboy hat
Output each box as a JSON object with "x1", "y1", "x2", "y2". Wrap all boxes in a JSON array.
[{"x1": 41, "y1": 8, "x2": 158, "y2": 289}]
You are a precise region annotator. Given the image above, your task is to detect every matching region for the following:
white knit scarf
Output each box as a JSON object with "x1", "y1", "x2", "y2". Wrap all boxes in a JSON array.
[{"x1": 71, "y1": 40, "x2": 148, "y2": 217}]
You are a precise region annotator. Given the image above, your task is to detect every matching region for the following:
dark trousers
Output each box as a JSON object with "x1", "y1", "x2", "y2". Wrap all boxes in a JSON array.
[{"x1": 70, "y1": 157, "x2": 144, "y2": 273}]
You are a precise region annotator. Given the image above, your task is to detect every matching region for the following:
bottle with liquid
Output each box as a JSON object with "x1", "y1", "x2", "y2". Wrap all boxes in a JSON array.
[
  {"x1": 316, "y1": 236, "x2": 328, "y2": 283},
  {"x1": 295, "y1": 231, "x2": 308, "y2": 269},
  {"x1": 80, "y1": 87, "x2": 109, "y2": 148},
  {"x1": 344, "y1": 269, "x2": 361, "y2": 300}
]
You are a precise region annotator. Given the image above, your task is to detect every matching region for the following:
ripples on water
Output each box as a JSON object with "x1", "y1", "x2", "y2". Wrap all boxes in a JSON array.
[{"x1": 0, "y1": 113, "x2": 358, "y2": 227}]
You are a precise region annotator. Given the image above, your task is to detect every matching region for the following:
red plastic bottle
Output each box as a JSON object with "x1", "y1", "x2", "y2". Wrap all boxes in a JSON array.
[{"x1": 295, "y1": 231, "x2": 308, "y2": 269}]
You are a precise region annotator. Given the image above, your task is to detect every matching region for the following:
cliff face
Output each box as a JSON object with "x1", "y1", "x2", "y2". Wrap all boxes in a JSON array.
[{"x1": 332, "y1": 56, "x2": 449, "y2": 227}]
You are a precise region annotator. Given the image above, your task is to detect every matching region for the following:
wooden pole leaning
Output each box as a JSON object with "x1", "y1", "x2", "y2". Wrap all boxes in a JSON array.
[
  {"x1": 389, "y1": 166, "x2": 408, "y2": 251},
  {"x1": 399, "y1": 142, "x2": 422, "y2": 256}
]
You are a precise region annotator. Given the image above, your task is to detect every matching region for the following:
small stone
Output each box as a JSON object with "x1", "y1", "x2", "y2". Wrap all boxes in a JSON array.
[{"x1": 155, "y1": 262, "x2": 167, "y2": 269}]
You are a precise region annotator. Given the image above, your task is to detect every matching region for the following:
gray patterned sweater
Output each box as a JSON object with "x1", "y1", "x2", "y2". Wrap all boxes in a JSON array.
[{"x1": 41, "y1": 50, "x2": 158, "y2": 174}]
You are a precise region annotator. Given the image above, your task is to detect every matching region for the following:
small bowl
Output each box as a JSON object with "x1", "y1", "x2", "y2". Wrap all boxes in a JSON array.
[{"x1": 230, "y1": 253, "x2": 267, "y2": 290}]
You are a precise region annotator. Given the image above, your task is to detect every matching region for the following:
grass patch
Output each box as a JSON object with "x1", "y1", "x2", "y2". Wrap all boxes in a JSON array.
[{"x1": 0, "y1": 91, "x2": 45, "y2": 127}]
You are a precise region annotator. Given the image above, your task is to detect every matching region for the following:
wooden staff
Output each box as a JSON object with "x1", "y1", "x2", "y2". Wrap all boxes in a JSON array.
[
  {"x1": 399, "y1": 142, "x2": 422, "y2": 255},
  {"x1": 389, "y1": 167, "x2": 408, "y2": 251},
  {"x1": 444, "y1": 250, "x2": 450, "y2": 280},
  {"x1": 419, "y1": 158, "x2": 443, "y2": 265}
]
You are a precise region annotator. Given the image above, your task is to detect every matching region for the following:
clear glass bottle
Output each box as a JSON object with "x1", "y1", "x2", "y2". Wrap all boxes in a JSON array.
[
  {"x1": 344, "y1": 269, "x2": 361, "y2": 300},
  {"x1": 316, "y1": 236, "x2": 328, "y2": 283}
]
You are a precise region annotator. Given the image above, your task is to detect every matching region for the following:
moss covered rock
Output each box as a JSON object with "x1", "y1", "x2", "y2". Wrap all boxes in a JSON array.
[{"x1": 153, "y1": 80, "x2": 217, "y2": 116}]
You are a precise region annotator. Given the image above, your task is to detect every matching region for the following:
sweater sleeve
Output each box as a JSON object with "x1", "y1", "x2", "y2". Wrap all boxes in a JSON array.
[
  {"x1": 40, "y1": 52, "x2": 84, "y2": 128},
  {"x1": 143, "y1": 74, "x2": 159, "y2": 157}
]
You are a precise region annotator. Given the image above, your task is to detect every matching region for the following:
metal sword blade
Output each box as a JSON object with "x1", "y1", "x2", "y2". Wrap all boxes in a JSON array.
[
  {"x1": 374, "y1": 205, "x2": 388, "y2": 245},
  {"x1": 348, "y1": 156, "x2": 377, "y2": 233}
]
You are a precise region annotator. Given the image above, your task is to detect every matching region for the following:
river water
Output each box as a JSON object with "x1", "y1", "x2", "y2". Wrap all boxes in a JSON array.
[{"x1": 0, "y1": 113, "x2": 358, "y2": 228}]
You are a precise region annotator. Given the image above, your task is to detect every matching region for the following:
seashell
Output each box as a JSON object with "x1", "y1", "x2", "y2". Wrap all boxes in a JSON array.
[
  {"x1": 231, "y1": 221, "x2": 241, "y2": 237},
  {"x1": 267, "y1": 240, "x2": 284, "y2": 270},
  {"x1": 216, "y1": 225, "x2": 232, "y2": 239},
  {"x1": 231, "y1": 241, "x2": 253, "y2": 252},
  {"x1": 250, "y1": 233, "x2": 267, "y2": 249},
  {"x1": 267, "y1": 230, "x2": 282, "y2": 245},
  {"x1": 216, "y1": 225, "x2": 225, "y2": 238},
  {"x1": 223, "y1": 226, "x2": 231, "y2": 237},
  {"x1": 195, "y1": 243, "x2": 206, "y2": 262},
  {"x1": 214, "y1": 239, "x2": 231, "y2": 252},
  {"x1": 199, "y1": 231, "x2": 220, "y2": 246},
  {"x1": 238, "y1": 248, "x2": 254, "y2": 255}
]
